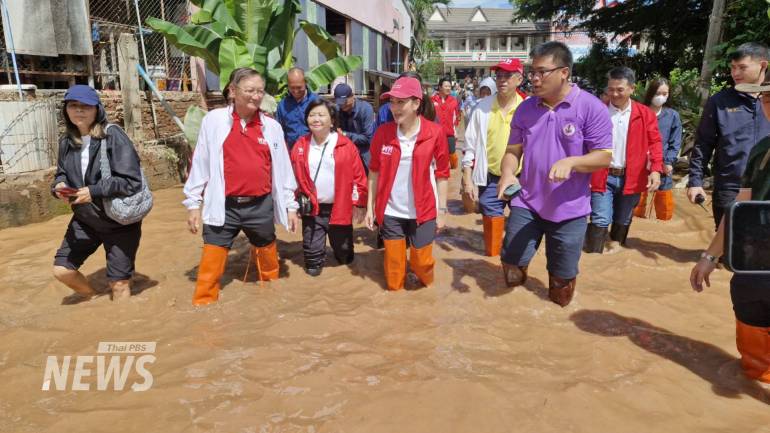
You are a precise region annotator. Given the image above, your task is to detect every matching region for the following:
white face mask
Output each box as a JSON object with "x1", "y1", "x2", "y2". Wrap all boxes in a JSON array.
[{"x1": 652, "y1": 95, "x2": 668, "y2": 107}]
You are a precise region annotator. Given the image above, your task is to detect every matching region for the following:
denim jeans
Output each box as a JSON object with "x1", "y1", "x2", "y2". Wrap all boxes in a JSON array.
[
  {"x1": 501, "y1": 206, "x2": 587, "y2": 279},
  {"x1": 589, "y1": 174, "x2": 641, "y2": 228},
  {"x1": 478, "y1": 173, "x2": 508, "y2": 217}
]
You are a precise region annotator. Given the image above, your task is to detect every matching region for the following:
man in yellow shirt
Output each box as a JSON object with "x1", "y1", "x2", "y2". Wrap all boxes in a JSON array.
[{"x1": 462, "y1": 59, "x2": 525, "y2": 256}]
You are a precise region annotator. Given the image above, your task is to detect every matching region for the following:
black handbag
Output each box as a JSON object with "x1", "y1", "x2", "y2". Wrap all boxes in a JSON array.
[{"x1": 298, "y1": 141, "x2": 329, "y2": 216}]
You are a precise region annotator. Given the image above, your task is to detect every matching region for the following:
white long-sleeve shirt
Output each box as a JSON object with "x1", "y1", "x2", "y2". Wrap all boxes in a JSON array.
[{"x1": 183, "y1": 106, "x2": 298, "y2": 229}]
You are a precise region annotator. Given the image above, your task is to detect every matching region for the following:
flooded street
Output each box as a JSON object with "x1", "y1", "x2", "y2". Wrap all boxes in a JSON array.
[{"x1": 1, "y1": 169, "x2": 768, "y2": 433}]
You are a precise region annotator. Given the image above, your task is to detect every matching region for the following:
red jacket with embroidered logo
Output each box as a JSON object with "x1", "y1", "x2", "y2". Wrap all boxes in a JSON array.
[
  {"x1": 591, "y1": 100, "x2": 664, "y2": 194},
  {"x1": 369, "y1": 117, "x2": 451, "y2": 226},
  {"x1": 431, "y1": 94, "x2": 460, "y2": 137},
  {"x1": 290, "y1": 133, "x2": 368, "y2": 225}
]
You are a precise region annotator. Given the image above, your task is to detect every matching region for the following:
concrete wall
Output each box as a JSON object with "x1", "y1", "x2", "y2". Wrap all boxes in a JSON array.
[{"x1": 0, "y1": 90, "x2": 201, "y2": 229}]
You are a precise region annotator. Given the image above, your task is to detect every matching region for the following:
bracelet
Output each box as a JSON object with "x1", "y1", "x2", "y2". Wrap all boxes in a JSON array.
[{"x1": 700, "y1": 251, "x2": 719, "y2": 263}]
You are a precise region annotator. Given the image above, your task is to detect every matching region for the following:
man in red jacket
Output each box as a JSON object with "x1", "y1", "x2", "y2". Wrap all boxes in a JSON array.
[{"x1": 584, "y1": 67, "x2": 663, "y2": 253}]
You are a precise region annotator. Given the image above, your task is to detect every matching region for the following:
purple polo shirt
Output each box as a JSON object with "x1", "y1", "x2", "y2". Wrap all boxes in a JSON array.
[{"x1": 508, "y1": 84, "x2": 612, "y2": 222}]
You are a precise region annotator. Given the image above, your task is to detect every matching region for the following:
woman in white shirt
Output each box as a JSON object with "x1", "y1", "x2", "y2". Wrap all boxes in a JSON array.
[
  {"x1": 365, "y1": 77, "x2": 451, "y2": 291},
  {"x1": 290, "y1": 99, "x2": 368, "y2": 276}
]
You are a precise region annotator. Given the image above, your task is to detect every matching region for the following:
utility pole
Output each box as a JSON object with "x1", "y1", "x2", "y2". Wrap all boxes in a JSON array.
[{"x1": 699, "y1": 0, "x2": 726, "y2": 105}]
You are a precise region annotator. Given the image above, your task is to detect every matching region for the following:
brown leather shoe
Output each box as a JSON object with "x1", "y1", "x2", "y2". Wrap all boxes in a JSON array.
[
  {"x1": 548, "y1": 275, "x2": 576, "y2": 307},
  {"x1": 502, "y1": 264, "x2": 528, "y2": 288}
]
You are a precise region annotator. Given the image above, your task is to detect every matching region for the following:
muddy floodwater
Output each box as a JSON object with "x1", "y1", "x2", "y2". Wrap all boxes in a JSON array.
[{"x1": 1, "y1": 170, "x2": 769, "y2": 433}]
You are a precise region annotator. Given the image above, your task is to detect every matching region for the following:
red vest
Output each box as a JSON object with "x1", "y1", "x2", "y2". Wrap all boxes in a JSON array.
[
  {"x1": 431, "y1": 94, "x2": 460, "y2": 137},
  {"x1": 591, "y1": 101, "x2": 663, "y2": 194},
  {"x1": 369, "y1": 117, "x2": 451, "y2": 225},
  {"x1": 290, "y1": 133, "x2": 368, "y2": 225}
]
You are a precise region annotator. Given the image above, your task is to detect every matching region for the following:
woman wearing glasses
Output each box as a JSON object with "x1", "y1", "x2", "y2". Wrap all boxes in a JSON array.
[
  {"x1": 290, "y1": 99, "x2": 368, "y2": 276},
  {"x1": 184, "y1": 67, "x2": 299, "y2": 306}
]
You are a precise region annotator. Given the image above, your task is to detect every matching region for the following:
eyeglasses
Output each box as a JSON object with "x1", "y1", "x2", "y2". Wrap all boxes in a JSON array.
[
  {"x1": 527, "y1": 67, "x2": 567, "y2": 80},
  {"x1": 237, "y1": 86, "x2": 266, "y2": 97}
]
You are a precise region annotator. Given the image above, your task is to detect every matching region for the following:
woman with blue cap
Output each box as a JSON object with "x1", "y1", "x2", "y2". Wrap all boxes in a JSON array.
[{"x1": 51, "y1": 85, "x2": 144, "y2": 303}]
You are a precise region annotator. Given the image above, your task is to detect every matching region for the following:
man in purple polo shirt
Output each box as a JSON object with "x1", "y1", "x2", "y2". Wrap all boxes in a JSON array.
[{"x1": 497, "y1": 41, "x2": 613, "y2": 307}]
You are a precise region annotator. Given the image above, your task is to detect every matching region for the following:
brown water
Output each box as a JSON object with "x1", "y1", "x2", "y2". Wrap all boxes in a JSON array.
[{"x1": 1, "y1": 171, "x2": 769, "y2": 433}]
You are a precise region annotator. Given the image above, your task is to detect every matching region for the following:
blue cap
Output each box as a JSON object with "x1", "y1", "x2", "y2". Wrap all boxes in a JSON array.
[
  {"x1": 333, "y1": 83, "x2": 353, "y2": 106},
  {"x1": 64, "y1": 85, "x2": 100, "y2": 106}
]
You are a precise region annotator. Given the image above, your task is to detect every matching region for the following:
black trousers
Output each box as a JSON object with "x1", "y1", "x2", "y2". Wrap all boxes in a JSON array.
[
  {"x1": 380, "y1": 215, "x2": 436, "y2": 249},
  {"x1": 203, "y1": 195, "x2": 276, "y2": 249},
  {"x1": 712, "y1": 188, "x2": 739, "y2": 230},
  {"x1": 731, "y1": 274, "x2": 770, "y2": 327},
  {"x1": 301, "y1": 204, "x2": 354, "y2": 269}
]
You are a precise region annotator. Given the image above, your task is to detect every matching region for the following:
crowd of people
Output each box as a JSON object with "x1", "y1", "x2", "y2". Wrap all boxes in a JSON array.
[{"x1": 48, "y1": 40, "x2": 770, "y2": 384}]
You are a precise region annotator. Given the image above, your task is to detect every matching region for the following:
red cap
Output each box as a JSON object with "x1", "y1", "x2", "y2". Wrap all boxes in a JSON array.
[
  {"x1": 491, "y1": 58, "x2": 524, "y2": 74},
  {"x1": 381, "y1": 77, "x2": 423, "y2": 100}
]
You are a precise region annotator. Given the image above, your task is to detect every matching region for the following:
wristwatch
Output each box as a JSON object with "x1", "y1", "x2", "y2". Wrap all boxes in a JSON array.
[{"x1": 700, "y1": 251, "x2": 719, "y2": 263}]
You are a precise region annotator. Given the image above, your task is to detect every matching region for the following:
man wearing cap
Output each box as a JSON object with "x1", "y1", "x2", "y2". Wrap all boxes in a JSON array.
[
  {"x1": 497, "y1": 41, "x2": 612, "y2": 307},
  {"x1": 335, "y1": 83, "x2": 376, "y2": 171},
  {"x1": 462, "y1": 59, "x2": 525, "y2": 256},
  {"x1": 276, "y1": 67, "x2": 319, "y2": 150}
]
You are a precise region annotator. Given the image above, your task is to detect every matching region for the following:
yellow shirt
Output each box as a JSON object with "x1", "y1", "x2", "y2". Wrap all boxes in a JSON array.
[{"x1": 485, "y1": 94, "x2": 521, "y2": 176}]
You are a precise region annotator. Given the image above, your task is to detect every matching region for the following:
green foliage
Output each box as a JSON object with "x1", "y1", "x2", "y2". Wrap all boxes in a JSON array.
[
  {"x1": 183, "y1": 106, "x2": 207, "y2": 149},
  {"x1": 147, "y1": 0, "x2": 362, "y2": 96},
  {"x1": 407, "y1": 0, "x2": 451, "y2": 63},
  {"x1": 712, "y1": 0, "x2": 770, "y2": 73}
]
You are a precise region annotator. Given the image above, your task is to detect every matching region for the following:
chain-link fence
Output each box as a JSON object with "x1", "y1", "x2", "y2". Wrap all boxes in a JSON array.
[
  {"x1": 90, "y1": 0, "x2": 191, "y2": 91},
  {"x1": 0, "y1": 0, "x2": 190, "y2": 91}
]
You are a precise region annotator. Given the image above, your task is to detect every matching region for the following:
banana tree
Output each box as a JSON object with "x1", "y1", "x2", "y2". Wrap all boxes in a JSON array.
[{"x1": 146, "y1": 0, "x2": 362, "y2": 97}]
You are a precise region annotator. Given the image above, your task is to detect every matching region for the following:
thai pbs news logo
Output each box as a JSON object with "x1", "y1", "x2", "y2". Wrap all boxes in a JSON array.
[{"x1": 42, "y1": 342, "x2": 156, "y2": 391}]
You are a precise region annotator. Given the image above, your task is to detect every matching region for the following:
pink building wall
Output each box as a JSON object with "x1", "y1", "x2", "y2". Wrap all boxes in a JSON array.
[{"x1": 314, "y1": 0, "x2": 411, "y2": 47}]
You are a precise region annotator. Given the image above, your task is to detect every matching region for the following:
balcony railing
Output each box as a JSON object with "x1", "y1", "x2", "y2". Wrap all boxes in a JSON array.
[{"x1": 438, "y1": 51, "x2": 529, "y2": 63}]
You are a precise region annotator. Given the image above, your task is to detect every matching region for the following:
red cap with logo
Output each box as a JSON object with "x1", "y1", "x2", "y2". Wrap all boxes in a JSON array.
[
  {"x1": 381, "y1": 77, "x2": 423, "y2": 100},
  {"x1": 491, "y1": 58, "x2": 524, "y2": 74}
]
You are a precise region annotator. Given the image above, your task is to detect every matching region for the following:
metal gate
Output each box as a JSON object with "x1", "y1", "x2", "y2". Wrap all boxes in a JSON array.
[{"x1": 0, "y1": 100, "x2": 59, "y2": 174}]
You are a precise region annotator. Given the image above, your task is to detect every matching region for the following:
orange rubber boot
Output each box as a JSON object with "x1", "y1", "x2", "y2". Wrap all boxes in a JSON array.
[
  {"x1": 633, "y1": 191, "x2": 649, "y2": 218},
  {"x1": 255, "y1": 241, "x2": 280, "y2": 281},
  {"x1": 192, "y1": 244, "x2": 229, "y2": 306},
  {"x1": 449, "y1": 152, "x2": 459, "y2": 169},
  {"x1": 383, "y1": 238, "x2": 407, "y2": 290},
  {"x1": 736, "y1": 319, "x2": 770, "y2": 383},
  {"x1": 482, "y1": 215, "x2": 505, "y2": 257},
  {"x1": 654, "y1": 190, "x2": 674, "y2": 221},
  {"x1": 409, "y1": 244, "x2": 435, "y2": 287}
]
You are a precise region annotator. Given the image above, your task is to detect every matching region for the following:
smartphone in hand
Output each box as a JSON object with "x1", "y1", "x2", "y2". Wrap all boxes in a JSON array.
[
  {"x1": 55, "y1": 186, "x2": 78, "y2": 197},
  {"x1": 502, "y1": 183, "x2": 521, "y2": 201}
]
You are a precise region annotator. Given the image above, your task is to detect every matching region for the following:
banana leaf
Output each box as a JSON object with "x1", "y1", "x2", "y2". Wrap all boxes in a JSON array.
[
  {"x1": 183, "y1": 106, "x2": 208, "y2": 149},
  {"x1": 305, "y1": 56, "x2": 363, "y2": 91},
  {"x1": 264, "y1": 0, "x2": 302, "y2": 61},
  {"x1": 298, "y1": 19, "x2": 342, "y2": 59},
  {"x1": 218, "y1": 37, "x2": 252, "y2": 89},
  {"x1": 146, "y1": 18, "x2": 220, "y2": 75},
  {"x1": 226, "y1": 0, "x2": 273, "y2": 46},
  {"x1": 195, "y1": 0, "x2": 242, "y2": 33}
]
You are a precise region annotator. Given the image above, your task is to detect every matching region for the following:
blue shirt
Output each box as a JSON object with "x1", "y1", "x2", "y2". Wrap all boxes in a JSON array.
[
  {"x1": 275, "y1": 88, "x2": 318, "y2": 150},
  {"x1": 657, "y1": 107, "x2": 683, "y2": 166},
  {"x1": 376, "y1": 103, "x2": 393, "y2": 129},
  {"x1": 689, "y1": 87, "x2": 770, "y2": 191},
  {"x1": 339, "y1": 99, "x2": 375, "y2": 151}
]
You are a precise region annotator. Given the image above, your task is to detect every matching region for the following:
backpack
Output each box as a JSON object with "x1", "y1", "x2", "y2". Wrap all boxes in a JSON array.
[{"x1": 99, "y1": 124, "x2": 153, "y2": 225}]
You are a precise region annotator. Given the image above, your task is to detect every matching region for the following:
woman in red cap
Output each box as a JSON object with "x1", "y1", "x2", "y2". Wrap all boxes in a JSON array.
[
  {"x1": 365, "y1": 77, "x2": 451, "y2": 290},
  {"x1": 431, "y1": 77, "x2": 461, "y2": 169}
]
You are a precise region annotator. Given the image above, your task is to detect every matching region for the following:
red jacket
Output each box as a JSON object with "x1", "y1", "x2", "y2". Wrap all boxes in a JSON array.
[
  {"x1": 290, "y1": 133, "x2": 368, "y2": 225},
  {"x1": 431, "y1": 94, "x2": 460, "y2": 137},
  {"x1": 370, "y1": 117, "x2": 450, "y2": 226},
  {"x1": 591, "y1": 101, "x2": 663, "y2": 194}
]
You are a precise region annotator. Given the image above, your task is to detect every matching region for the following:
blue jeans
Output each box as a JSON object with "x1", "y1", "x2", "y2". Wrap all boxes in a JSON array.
[
  {"x1": 357, "y1": 147, "x2": 371, "y2": 174},
  {"x1": 659, "y1": 174, "x2": 673, "y2": 191},
  {"x1": 478, "y1": 173, "x2": 508, "y2": 217},
  {"x1": 590, "y1": 174, "x2": 641, "y2": 228},
  {"x1": 501, "y1": 206, "x2": 587, "y2": 279}
]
